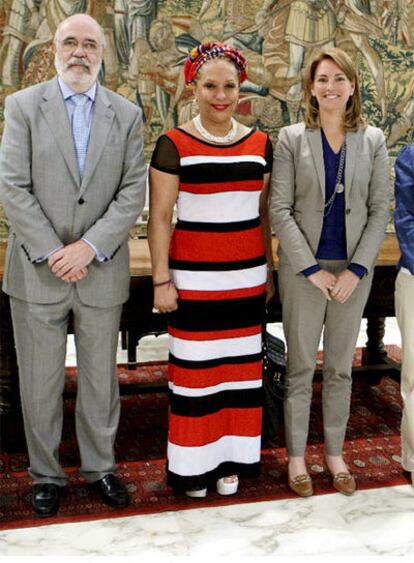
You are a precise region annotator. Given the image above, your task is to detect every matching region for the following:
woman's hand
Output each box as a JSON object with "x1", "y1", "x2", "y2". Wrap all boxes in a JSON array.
[
  {"x1": 153, "y1": 282, "x2": 179, "y2": 313},
  {"x1": 308, "y1": 269, "x2": 337, "y2": 300},
  {"x1": 330, "y1": 269, "x2": 359, "y2": 304}
]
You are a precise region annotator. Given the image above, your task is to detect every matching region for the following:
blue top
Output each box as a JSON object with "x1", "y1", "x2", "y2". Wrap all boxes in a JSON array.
[
  {"x1": 316, "y1": 129, "x2": 347, "y2": 260},
  {"x1": 303, "y1": 130, "x2": 367, "y2": 279},
  {"x1": 395, "y1": 144, "x2": 414, "y2": 272}
]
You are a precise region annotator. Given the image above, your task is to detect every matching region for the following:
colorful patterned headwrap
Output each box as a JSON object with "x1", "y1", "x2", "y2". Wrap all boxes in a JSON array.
[{"x1": 184, "y1": 41, "x2": 247, "y2": 85}]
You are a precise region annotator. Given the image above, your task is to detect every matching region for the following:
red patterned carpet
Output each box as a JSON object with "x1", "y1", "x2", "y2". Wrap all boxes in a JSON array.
[{"x1": 0, "y1": 345, "x2": 408, "y2": 531}]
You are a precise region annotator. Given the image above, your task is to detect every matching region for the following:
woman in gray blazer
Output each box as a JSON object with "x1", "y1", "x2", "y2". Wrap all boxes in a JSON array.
[{"x1": 269, "y1": 48, "x2": 390, "y2": 497}]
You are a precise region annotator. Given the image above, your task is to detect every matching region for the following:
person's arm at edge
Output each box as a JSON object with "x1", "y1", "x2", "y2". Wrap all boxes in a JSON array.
[
  {"x1": 0, "y1": 95, "x2": 62, "y2": 261},
  {"x1": 394, "y1": 145, "x2": 414, "y2": 273},
  {"x1": 148, "y1": 167, "x2": 179, "y2": 313}
]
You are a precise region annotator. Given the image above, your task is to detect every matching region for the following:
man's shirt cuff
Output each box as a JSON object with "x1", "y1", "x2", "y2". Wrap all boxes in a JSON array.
[
  {"x1": 82, "y1": 238, "x2": 106, "y2": 262},
  {"x1": 36, "y1": 244, "x2": 64, "y2": 262}
]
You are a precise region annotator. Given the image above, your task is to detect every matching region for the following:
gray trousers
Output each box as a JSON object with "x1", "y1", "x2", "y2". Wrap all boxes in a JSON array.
[
  {"x1": 10, "y1": 287, "x2": 123, "y2": 486},
  {"x1": 278, "y1": 259, "x2": 373, "y2": 456},
  {"x1": 395, "y1": 270, "x2": 414, "y2": 471}
]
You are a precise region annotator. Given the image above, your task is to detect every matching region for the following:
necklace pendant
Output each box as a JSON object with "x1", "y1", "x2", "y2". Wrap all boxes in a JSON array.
[{"x1": 336, "y1": 183, "x2": 344, "y2": 194}]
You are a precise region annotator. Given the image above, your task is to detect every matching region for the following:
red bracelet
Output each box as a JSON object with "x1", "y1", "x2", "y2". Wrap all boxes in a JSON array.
[{"x1": 153, "y1": 279, "x2": 174, "y2": 287}]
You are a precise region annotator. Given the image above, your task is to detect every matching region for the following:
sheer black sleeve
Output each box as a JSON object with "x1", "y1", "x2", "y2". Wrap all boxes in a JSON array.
[
  {"x1": 150, "y1": 135, "x2": 180, "y2": 175},
  {"x1": 264, "y1": 136, "x2": 273, "y2": 173}
]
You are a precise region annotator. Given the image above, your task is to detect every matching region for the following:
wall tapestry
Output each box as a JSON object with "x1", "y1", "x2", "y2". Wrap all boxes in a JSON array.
[{"x1": 1, "y1": 0, "x2": 414, "y2": 236}]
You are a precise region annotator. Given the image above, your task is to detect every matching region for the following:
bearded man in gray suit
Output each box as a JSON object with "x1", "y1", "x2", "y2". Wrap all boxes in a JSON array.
[{"x1": 0, "y1": 14, "x2": 147, "y2": 517}]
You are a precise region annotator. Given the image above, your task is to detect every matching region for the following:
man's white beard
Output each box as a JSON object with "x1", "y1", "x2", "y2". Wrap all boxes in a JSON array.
[{"x1": 54, "y1": 53, "x2": 101, "y2": 91}]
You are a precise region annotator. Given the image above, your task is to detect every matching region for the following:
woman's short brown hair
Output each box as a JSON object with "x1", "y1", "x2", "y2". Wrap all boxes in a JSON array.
[{"x1": 304, "y1": 47, "x2": 366, "y2": 131}]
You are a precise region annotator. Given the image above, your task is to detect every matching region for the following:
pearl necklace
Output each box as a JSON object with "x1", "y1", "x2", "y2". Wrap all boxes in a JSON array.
[{"x1": 193, "y1": 114, "x2": 237, "y2": 144}]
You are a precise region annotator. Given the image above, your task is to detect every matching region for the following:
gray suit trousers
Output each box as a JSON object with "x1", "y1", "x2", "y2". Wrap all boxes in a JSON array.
[
  {"x1": 10, "y1": 288, "x2": 122, "y2": 485},
  {"x1": 278, "y1": 259, "x2": 373, "y2": 456},
  {"x1": 395, "y1": 270, "x2": 414, "y2": 471}
]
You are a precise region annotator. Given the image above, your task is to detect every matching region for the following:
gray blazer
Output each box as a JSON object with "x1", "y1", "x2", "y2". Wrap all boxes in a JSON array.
[
  {"x1": 269, "y1": 122, "x2": 390, "y2": 274},
  {"x1": 0, "y1": 77, "x2": 147, "y2": 307}
]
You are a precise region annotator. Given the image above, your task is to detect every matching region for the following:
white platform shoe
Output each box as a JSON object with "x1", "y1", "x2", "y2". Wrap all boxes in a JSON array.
[
  {"x1": 216, "y1": 476, "x2": 239, "y2": 496},
  {"x1": 185, "y1": 487, "x2": 208, "y2": 498}
]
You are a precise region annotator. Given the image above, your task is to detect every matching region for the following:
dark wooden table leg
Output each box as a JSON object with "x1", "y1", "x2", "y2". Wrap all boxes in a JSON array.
[
  {"x1": 121, "y1": 330, "x2": 127, "y2": 351},
  {"x1": 127, "y1": 328, "x2": 138, "y2": 370},
  {"x1": 361, "y1": 315, "x2": 400, "y2": 383},
  {"x1": 0, "y1": 291, "x2": 26, "y2": 452},
  {"x1": 362, "y1": 316, "x2": 387, "y2": 363}
]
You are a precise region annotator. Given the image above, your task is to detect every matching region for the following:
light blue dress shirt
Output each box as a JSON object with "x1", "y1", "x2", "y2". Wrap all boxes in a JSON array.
[{"x1": 38, "y1": 78, "x2": 106, "y2": 263}]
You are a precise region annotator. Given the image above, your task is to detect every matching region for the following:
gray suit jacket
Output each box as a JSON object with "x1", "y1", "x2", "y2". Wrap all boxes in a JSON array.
[
  {"x1": 269, "y1": 122, "x2": 390, "y2": 274},
  {"x1": 0, "y1": 77, "x2": 146, "y2": 307}
]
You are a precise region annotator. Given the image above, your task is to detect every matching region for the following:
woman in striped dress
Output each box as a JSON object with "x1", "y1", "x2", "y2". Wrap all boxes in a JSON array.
[{"x1": 148, "y1": 42, "x2": 274, "y2": 498}]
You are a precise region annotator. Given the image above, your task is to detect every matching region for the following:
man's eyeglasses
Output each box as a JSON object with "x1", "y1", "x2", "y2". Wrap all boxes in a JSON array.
[{"x1": 56, "y1": 38, "x2": 102, "y2": 54}]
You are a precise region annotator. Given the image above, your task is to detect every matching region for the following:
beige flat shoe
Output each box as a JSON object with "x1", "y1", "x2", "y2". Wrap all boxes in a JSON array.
[
  {"x1": 332, "y1": 472, "x2": 356, "y2": 496},
  {"x1": 288, "y1": 474, "x2": 313, "y2": 497}
]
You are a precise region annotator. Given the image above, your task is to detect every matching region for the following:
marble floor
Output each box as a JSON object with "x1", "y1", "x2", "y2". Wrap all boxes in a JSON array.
[{"x1": 1, "y1": 319, "x2": 411, "y2": 558}]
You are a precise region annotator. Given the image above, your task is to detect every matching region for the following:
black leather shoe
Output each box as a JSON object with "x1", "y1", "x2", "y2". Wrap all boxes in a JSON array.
[
  {"x1": 31, "y1": 484, "x2": 62, "y2": 518},
  {"x1": 92, "y1": 474, "x2": 129, "y2": 508}
]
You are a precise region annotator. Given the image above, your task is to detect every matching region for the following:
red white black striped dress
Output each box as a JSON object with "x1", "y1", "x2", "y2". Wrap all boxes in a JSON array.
[{"x1": 151, "y1": 128, "x2": 273, "y2": 491}]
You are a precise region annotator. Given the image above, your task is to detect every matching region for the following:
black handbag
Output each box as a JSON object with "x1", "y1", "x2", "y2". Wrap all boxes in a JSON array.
[{"x1": 262, "y1": 327, "x2": 286, "y2": 446}]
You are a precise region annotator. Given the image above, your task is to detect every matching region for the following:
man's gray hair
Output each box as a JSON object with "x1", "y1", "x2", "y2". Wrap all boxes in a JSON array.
[{"x1": 54, "y1": 14, "x2": 106, "y2": 49}]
